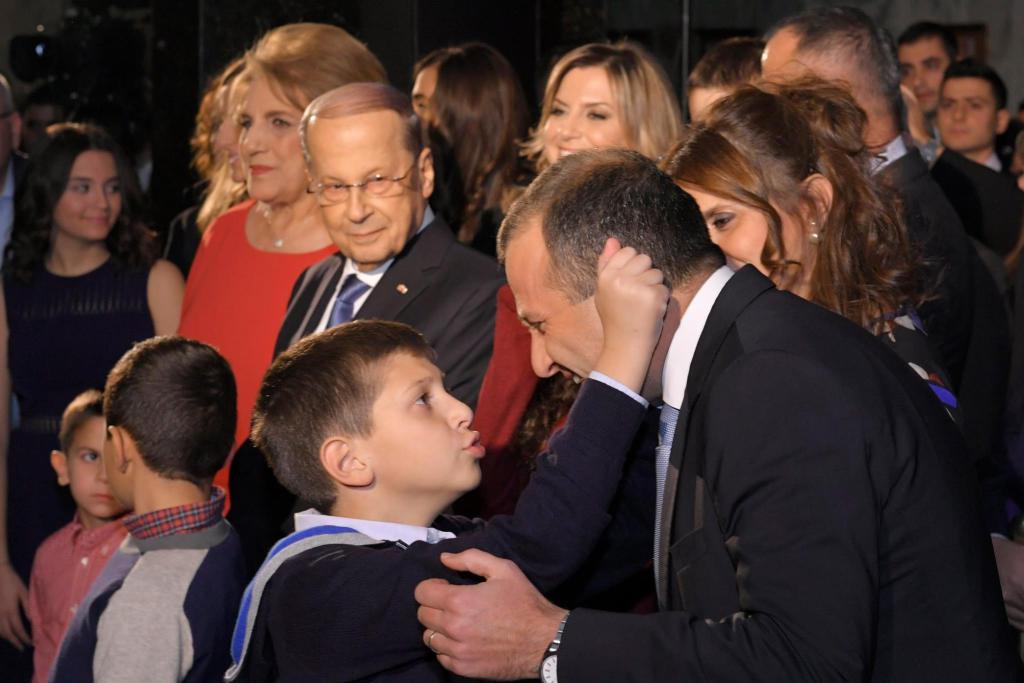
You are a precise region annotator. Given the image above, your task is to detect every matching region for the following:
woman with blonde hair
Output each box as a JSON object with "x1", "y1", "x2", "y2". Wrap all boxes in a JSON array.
[
  {"x1": 164, "y1": 56, "x2": 248, "y2": 276},
  {"x1": 664, "y1": 79, "x2": 958, "y2": 416},
  {"x1": 524, "y1": 40, "x2": 683, "y2": 171},
  {"x1": 178, "y1": 23, "x2": 386, "y2": 514},
  {"x1": 471, "y1": 41, "x2": 681, "y2": 527}
]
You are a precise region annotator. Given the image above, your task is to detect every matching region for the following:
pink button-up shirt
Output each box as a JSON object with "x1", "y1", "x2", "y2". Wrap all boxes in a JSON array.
[{"x1": 27, "y1": 515, "x2": 126, "y2": 683}]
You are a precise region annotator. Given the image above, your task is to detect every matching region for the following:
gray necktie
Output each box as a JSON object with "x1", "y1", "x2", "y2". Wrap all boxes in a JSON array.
[{"x1": 653, "y1": 403, "x2": 680, "y2": 587}]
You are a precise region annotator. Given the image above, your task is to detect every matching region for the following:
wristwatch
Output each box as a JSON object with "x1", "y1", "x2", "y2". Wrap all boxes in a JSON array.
[{"x1": 539, "y1": 611, "x2": 570, "y2": 683}]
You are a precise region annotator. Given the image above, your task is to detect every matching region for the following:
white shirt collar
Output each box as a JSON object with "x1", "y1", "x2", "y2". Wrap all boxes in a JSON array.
[
  {"x1": 871, "y1": 135, "x2": 909, "y2": 174},
  {"x1": 661, "y1": 266, "x2": 734, "y2": 409},
  {"x1": 982, "y1": 151, "x2": 1002, "y2": 173},
  {"x1": 294, "y1": 508, "x2": 456, "y2": 545},
  {"x1": 341, "y1": 205, "x2": 434, "y2": 280}
]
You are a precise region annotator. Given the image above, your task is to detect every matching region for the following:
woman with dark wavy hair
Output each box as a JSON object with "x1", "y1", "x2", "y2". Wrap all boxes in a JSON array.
[
  {"x1": 664, "y1": 79, "x2": 958, "y2": 415},
  {"x1": 412, "y1": 43, "x2": 531, "y2": 256},
  {"x1": 0, "y1": 123, "x2": 182, "y2": 658}
]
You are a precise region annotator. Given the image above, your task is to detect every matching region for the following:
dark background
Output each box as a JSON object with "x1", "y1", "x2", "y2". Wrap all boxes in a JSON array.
[{"x1": 2, "y1": 0, "x2": 1013, "y2": 236}]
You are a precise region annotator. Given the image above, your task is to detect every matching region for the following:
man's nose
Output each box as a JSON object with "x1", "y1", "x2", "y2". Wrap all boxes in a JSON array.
[{"x1": 529, "y1": 333, "x2": 558, "y2": 379}]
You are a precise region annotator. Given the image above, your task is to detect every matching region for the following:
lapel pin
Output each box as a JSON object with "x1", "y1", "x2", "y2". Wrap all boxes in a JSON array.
[{"x1": 396, "y1": 283, "x2": 409, "y2": 295}]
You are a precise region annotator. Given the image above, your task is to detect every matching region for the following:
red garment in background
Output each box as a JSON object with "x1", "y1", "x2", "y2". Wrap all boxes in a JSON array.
[
  {"x1": 468, "y1": 285, "x2": 554, "y2": 517},
  {"x1": 178, "y1": 201, "x2": 336, "y2": 505}
]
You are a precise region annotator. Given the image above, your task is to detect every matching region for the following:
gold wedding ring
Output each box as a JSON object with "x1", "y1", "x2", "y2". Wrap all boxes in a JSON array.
[{"x1": 427, "y1": 629, "x2": 440, "y2": 654}]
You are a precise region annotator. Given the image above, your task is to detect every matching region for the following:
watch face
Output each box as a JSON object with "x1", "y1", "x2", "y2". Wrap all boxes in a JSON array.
[{"x1": 541, "y1": 655, "x2": 558, "y2": 683}]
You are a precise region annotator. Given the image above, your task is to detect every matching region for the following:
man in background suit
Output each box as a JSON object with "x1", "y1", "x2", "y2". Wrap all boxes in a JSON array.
[
  {"x1": 413, "y1": 149, "x2": 1019, "y2": 682},
  {"x1": 760, "y1": 5, "x2": 1019, "y2": 621},
  {"x1": 0, "y1": 74, "x2": 25, "y2": 253},
  {"x1": 932, "y1": 59, "x2": 1022, "y2": 258},
  {"x1": 229, "y1": 83, "x2": 503, "y2": 574},
  {"x1": 277, "y1": 81, "x2": 502, "y2": 406}
]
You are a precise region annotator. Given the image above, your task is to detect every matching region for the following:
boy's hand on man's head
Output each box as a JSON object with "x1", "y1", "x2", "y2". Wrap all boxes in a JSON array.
[
  {"x1": 0, "y1": 562, "x2": 30, "y2": 649},
  {"x1": 593, "y1": 238, "x2": 669, "y2": 393}
]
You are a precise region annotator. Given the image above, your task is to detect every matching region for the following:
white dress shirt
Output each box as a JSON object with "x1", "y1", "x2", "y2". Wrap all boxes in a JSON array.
[
  {"x1": 871, "y1": 135, "x2": 910, "y2": 174},
  {"x1": 661, "y1": 266, "x2": 735, "y2": 411},
  {"x1": 294, "y1": 507, "x2": 456, "y2": 545}
]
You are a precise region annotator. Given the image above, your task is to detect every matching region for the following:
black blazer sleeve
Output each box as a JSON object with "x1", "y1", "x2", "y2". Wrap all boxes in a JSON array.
[
  {"x1": 560, "y1": 352, "x2": 893, "y2": 681},
  {"x1": 260, "y1": 380, "x2": 647, "y2": 679}
]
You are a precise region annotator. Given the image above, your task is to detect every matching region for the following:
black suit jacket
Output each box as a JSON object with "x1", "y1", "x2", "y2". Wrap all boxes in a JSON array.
[
  {"x1": 930, "y1": 149, "x2": 1024, "y2": 257},
  {"x1": 229, "y1": 215, "x2": 503, "y2": 575},
  {"x1": 882, "y1": 150, "x2": 1012, "y2": 524},
  {"x1": 273, "y1": 214, "x2": 503, "y2": 408},
  {"x1": 560, "y1": 267, "x2": 1020, "y2": 681}
]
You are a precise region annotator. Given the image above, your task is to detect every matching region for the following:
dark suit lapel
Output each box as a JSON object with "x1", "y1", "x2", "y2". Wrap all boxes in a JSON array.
[
  {"x1": 356, "y1": 218, "x2": 453, "y2": 322},
  {"x1": 296, "y1": 255, "x2": 345, "y2": 340},
  {"x1": 656, "y1": 266, "x2": 774, "y2": 602},
  {"x1": 877, "y1": 147, "x2": 928, "y2": 189}
]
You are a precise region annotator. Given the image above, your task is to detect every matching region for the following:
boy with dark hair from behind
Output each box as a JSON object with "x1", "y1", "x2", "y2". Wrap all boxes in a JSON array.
[
  {"x1": 50, "y1": 336, "x2": 246, "y2": 683},
  {"x1": 687, "y1": 36, "x2": 764, "y2": 123},
  {"x1": 227, "y1": 244, "x2": 666, "y2": 682},
  {"x1": 26, "y1": 389, "x2": 127, "y2": 683}
]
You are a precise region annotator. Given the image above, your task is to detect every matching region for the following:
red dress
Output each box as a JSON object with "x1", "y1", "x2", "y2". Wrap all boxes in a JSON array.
[
  {"x1": 470, "y1": 285, "x2": 549, "y2": 517},
  {"x1": 178, "y1": 201, "x2": 336, "y2": 499}
]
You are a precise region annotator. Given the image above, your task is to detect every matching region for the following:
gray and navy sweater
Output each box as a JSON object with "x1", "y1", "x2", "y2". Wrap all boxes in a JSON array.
[
  {"x1": 49, "y1": 519, "x2": 246, "y2": 682},
  {"x1": 225, "y1": 379, "x2": 653, "y2": 682}
]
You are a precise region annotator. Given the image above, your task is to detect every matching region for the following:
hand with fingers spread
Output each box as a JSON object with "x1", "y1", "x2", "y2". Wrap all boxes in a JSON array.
[
  {"x1": 0, "y1": 561, "x2": 30, "y2": 650},
  {"x1": 592, "y1": 237, "x2": 670, "y2": 393},
  {"x1": 415, "y1": 549, "x2": 567, "y2": 680}
]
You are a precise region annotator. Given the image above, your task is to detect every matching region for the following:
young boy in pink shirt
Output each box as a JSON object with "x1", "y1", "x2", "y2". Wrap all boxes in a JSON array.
[{"x1": 26, "y1": 389, "x2": 126, "y2": 683}]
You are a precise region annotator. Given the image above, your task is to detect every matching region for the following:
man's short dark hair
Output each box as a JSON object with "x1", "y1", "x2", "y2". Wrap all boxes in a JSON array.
[
  {"x1": 897, "y1": 21, "x2": 958, "y2": 62},
  {"x1": 688, "y1": 37, "x2": 765, "y2": 90},
  {"x1": 767, "y1": 6, "x2": 905, "y2": 132},
  {"x1": 252, "y1": 321, "x2": 434, "y2": 511},
  {"x1": 59, "y1": 389, "x2": 104, "y2": 452},
  {"x1": 104, "y1": 336, "x2": 236, "y2": 486},
  {"x1": 943, "y1": 58, "x2": 1008, "y2": 110},
  {"x1": 497, "y1": 149, "x2": 723, "y2": 302}
]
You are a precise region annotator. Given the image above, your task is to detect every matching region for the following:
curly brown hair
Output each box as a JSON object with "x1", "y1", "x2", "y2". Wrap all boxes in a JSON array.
[
  {"x1": 192, "y1": 56, "x2": 248, "y2": 232},
  {"x1": 664, "y1": 78, "x2": 920, "y2": 332},
  {"x1": 4, "y1": 123, "x2": 157, "y2": 283}
]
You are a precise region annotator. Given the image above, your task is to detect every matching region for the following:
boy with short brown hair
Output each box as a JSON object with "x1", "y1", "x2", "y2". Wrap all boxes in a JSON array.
[
  {"x1": 26, "y1": 390, "x2": 126, "y2": 683},
  {"x1": 227, "y1": 245, "x2": 665, "y2": 681}
]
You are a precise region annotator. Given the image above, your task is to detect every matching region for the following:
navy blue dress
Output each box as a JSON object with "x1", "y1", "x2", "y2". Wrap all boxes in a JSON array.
[{"x1": 4, "y1": 259, "x2": 153, "y2": 581}]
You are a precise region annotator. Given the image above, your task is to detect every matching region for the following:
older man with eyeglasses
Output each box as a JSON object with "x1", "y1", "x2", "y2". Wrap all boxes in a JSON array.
[{"x1": 273, "y1": 81, "x2": 504, "y2": 409}]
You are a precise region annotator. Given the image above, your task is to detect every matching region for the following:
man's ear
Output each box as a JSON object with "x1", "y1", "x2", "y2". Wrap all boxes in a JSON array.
[
  {"x1": 320, "y1": 437, "x2": 374, "y2": 488},
  {"x1": 417, "y1": 145, "x2": 435, "y2": 200},
  {"x1": 50, "y1": 450, "x2": 69, "y2": 486},
  {"x1": 106, "y1": 425, "x2": 133, "y2": 475},
  {"x1": 997, "y1": 108, "x2": 1010, "y2": 136}
]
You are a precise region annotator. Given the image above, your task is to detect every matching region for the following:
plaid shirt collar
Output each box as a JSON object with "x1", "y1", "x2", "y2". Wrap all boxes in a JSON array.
[{"x1": 122, "y1": 487, "x2": 226, "y2": 541}]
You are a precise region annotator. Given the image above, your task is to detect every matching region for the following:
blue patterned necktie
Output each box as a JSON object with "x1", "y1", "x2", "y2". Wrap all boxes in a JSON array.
[
  {"x1": 653, "y1": 403, "x2": 680, "y2": 588},
  {"x1": 328, "y1": 274, "x2": 371, "y2": 328}
]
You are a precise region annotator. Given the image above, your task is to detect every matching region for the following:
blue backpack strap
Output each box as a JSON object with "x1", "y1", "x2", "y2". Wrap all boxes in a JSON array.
[{"x1": 225, "y1": 525, "x2": 378, "y2": 680}]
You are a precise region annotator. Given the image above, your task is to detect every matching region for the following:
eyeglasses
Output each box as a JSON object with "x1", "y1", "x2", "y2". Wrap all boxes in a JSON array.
[{"x1": 307, "y1": 161, "x2": 417, "y2": 206}]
